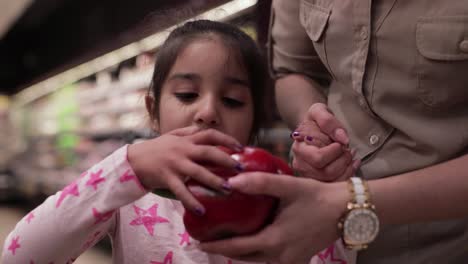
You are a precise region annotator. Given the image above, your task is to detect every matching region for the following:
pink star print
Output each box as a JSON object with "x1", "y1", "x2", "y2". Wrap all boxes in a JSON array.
[
  {"x1": 318, "y1": 245, "x2": 347, "y2": 264},
  {"x1": 8, "y1": 236, "x2": 20, "y2": 255},
  {"x1": 92, "y1": 208, "x2": 114, "y2": 225},
  {"x1": 56, "y1": 180, "x2": 80, "y2": 208},
  {"x1": 25, "y1": 212, "x2": 35, "y2": 223},
  {"x1": 178, "y1": 230, "x2": 191, "y2": 246},
  {"x1": 130, "y1": 203, "x2": 169, "y2": 236},
  {"x1": 86, "y1": 169, "x2": 105, "y2": 190},
  {"x1": 150, "y1": 251, "x2": 173, "y2": 264},
  {"x1": 120, "y1": 169, "x2": 145, "y2": 191}
]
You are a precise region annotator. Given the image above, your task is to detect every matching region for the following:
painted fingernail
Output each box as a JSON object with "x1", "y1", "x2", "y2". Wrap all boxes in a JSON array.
[
  {"x1": 194, "y1": 207, "x2": 205, "y2": 216},
  {"x1": 222, "y1": 181, "x2": 232, "y2": 191},
  {"x1": 291, "y1": 131, "x2": 300, "y2": 138},
  {"x1": 305, "y1": 136, "x2": 313, "y2": 142},
  {"x1": 234, "y1": 144, "x2": 244, "y2": 152},
  {"x1": 235, "y1": 163, "x2": 244, "y2": 172}
]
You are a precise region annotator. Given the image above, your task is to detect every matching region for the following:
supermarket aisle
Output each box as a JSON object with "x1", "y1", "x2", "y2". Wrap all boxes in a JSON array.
[{"x1": 0, "y1": 203, "x2": 112, "y2": 264}]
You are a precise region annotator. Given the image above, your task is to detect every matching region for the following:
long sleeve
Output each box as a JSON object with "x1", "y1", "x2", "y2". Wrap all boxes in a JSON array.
[
  {"x1": 268, "y1": 0, "x2": 332, "y2": 84},
  {"x1": 1, "y1": 145, "x2": 147, "y2": 264}
]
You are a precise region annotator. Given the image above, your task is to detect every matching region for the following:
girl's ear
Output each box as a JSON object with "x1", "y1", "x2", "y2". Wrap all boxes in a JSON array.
[{"x1": 145, "y1": 95, "x2": 159, "y2": 132}]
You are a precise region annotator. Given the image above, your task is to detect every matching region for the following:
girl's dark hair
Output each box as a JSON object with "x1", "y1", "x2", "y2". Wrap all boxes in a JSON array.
[{"x1": 148, "y1": 19, "x2": 271, "y2": 143}]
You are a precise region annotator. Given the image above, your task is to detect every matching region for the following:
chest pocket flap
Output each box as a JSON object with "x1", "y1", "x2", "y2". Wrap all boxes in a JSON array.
[
  {"x1": 416, "y1": 16, "x2": 468, "y2": 61},
  {"x1": 299, "y1": 0, "x2": 331, "y2": 42}
]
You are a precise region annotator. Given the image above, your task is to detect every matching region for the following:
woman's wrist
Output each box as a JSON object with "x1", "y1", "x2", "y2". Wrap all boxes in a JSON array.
[{"x1": 318, "y1": 181, "x2": 350, "y2": 237}]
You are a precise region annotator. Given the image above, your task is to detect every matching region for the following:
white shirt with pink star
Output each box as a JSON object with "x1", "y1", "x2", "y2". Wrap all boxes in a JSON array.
[{"x1": 1, "y1": 145, "x2": 354, "y2": 264}]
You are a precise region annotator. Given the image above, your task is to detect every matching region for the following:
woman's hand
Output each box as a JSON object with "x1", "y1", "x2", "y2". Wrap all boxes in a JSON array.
[
  {"x1": 291, "y1": 103, "x2": 359, "y2": 182},
  {"x1": 127, "y1": 126, "x2": 242, "y2": 214},
  {"x1": 199, "y1": 172, "x2": 348, "y2": 264}
]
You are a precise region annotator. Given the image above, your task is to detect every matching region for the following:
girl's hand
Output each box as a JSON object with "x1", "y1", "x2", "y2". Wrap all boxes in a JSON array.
[
  {"x1": 291, "y1": 103, "x2": 359, "y2": 182},
  {"x1": 292, "y1": 141, "x2": 358, "y2": 182},
  {"x1": 299, "y1": 102, "x2": 350, "y2": 145},
  {"x1": 127, "y1": 127, "x2": 242, "y2": 214},
  {"x1": 199, "y1": 172, "x2": 348, "y2": 264}
]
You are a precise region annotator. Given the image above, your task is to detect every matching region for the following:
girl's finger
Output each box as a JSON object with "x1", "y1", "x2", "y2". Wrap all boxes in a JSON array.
[
  {"x1": 303, "y1": 135, "x2": 327, "y2": 148},
  {"x1": 293, "y1": 142, "x2": 344, "y2": 169},
  {"x1": 189, "y1": 145, "x2": 240, "y2": 170},
  {"x1": 294, "y1": 120, "x2": 332, "y2": 146},
  {"x1": 291, "y1": 130, "x2": 328, "y2": 147},
  {"x1": 178, "y1": 159, "x2": 229, "y2": 193},
  {"x1": 169, "y1": 126, "x2": 202, "y2": 136},
  {"x1": 190, "y1": 129, "x2": 242, "y2": 150},
  {"x1": 167, "y1": 175, "x2": 206, "y2": 215}
]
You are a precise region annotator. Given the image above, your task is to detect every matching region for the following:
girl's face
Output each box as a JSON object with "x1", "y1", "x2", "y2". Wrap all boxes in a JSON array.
[{"x1": 156, "y1": 37, "x2": 254, "y2": 145}]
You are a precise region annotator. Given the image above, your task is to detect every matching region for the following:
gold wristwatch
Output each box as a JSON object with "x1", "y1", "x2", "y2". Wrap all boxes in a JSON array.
[{"x1": 338, "y1": 177, "x2": 380, "y2": 250}]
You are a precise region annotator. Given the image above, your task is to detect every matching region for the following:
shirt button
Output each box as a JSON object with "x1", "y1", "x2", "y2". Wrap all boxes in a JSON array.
[
  {"x1": 459, "y1": 40, "x2": 468, "y2": 53},
  {"x1": 360, "y1": 27, "x2": 368, "y2": 40},
  {"x1": 369, "y1": 134, "x2": 380, "y2": 145}
]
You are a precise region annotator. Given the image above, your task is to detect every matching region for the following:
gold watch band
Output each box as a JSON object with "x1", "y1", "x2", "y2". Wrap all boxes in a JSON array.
[{"x1": 340, "y1": 177, "x2": 380, "y2": 250}]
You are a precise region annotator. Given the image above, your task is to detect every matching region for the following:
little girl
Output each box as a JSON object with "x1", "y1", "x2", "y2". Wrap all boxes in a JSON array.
[{"x1": 2, "y1": 20, "x2": 355, "y2": 264}]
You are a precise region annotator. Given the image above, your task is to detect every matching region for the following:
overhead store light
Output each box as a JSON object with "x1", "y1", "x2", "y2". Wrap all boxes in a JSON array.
[{"x1": 14, "y1": 0, "x2": 257, "y2": 106}]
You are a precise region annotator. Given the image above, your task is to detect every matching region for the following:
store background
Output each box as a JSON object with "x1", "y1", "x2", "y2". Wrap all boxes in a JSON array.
[{"x1": 0, "y1": 0, "x2": 290, "y2": 263}]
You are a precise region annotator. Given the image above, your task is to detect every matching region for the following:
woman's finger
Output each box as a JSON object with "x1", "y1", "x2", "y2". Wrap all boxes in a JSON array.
[
  {"x1": 335, "y1": 163, "x2": 355, "y2": 182},
  {"x1": 292, "y1": 155, "x2": 322, "y2": 179},
  {"x1": 200, "y1": 226, "x2": 275, "y2": 259},
  {"x1": 227, "y1": 172, "x2": 300, "y2": 200},
  {"x1": 306, "y1": 103, "x2": 349, "y2": 145}
]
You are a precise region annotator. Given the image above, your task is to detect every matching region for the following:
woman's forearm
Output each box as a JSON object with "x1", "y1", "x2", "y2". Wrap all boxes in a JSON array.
[
  {"x1": 368, "y1": 154, "x2": 468, "y2": 227},
  {"x1": 275, "y1": 74, "x2": 327, "y2": 130}
]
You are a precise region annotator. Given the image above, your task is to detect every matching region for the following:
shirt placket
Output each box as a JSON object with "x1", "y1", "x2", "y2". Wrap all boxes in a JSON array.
[
  {"x1": 349, "y1": 0, "x2": 396, "y2": 166},
  {"x1": 351, "y1": 0, "x2": 372, "y2": 112}
]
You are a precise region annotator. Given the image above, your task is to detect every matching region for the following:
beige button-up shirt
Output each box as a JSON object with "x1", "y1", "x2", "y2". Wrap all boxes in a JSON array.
[{"x1": 268, "y1": 0, "x2": 468, "y2": 263}]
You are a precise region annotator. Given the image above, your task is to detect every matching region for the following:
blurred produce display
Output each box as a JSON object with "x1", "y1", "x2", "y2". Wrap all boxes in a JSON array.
[{"x1": 3, "y1": 1, "x2": 290, "y2": 203}]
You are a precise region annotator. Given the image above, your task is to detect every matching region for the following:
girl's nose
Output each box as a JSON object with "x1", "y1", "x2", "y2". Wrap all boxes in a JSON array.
[{"x1": 194, "y1": 99, "x2": 219, "y2": 127}]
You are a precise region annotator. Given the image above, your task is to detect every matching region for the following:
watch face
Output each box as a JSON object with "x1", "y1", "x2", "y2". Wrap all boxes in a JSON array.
[{"x1": 343, "y1": 208, "x2": 379, "y2": 245}]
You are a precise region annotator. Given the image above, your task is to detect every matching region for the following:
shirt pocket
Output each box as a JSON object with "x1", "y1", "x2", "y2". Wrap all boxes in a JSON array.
[
  {"x1": 299, "y1": 0, "x2": 330, "y2": 42},
  {"x1": 299, "y1": 0, "x2": 335, "y2": 79},
  {"x1": 415, "y1": 16, "x2": 468, "y2": 109}
]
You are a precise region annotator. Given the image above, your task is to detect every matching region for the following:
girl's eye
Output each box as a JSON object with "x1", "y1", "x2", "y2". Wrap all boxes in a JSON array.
[
  {"x1": 174, "y1": 92, "x2": 198, "y2": 102},
  {"x1": 223, "y1": 97, "x2": 245, "y2": 108}
]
